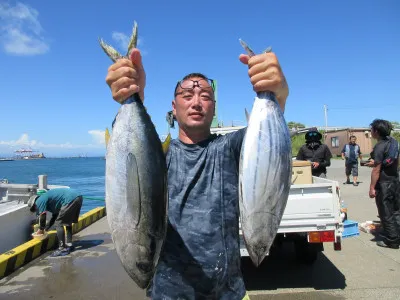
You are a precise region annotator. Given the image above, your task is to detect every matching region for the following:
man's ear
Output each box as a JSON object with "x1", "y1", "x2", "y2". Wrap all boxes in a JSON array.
[{"x1": 172, "y1": 99, "x2": 176, "y2": 116}]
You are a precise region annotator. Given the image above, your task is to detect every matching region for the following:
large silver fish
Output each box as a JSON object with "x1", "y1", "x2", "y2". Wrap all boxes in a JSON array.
[
  {"x1": 100, "y1": 22, "x2": 168, "y2": 289},
  {"x1": 239, "y1": 39, "x2": 292, "y2": 267}
]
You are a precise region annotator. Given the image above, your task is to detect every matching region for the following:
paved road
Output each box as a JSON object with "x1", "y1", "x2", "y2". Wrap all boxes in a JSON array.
[{"x1": 1, "y1": 159, "x2": 399, "y2": 299}]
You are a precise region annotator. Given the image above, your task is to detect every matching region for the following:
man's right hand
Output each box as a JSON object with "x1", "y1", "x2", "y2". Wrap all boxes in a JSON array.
[{"x1": 105, "y1": 49, "x2": 146, "y2": 103}]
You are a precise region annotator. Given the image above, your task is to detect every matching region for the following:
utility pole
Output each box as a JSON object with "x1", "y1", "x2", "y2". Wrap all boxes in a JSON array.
[{"x1": 323, "y1": 104, "x2": 328, "y2": 132}]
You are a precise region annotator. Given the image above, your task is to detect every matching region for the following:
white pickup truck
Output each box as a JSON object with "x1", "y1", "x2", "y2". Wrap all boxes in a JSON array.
[{"x1": 239, "y1": 173, "x2": 344, "y2": 265}]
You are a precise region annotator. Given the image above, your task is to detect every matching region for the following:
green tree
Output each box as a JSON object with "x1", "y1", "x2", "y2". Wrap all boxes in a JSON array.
[
  {"x1": 291, "y1": 134, "x2": 304, "y2": 156},
  {"x1": 287, "y1": 121, "x2": 305, "y2": 129},
  {"x1": 391, "y1": 121, "x2": 400, "y2": 129},
  {"x1": 391, "y1": 121, "x2": 400, "y2": 143}
]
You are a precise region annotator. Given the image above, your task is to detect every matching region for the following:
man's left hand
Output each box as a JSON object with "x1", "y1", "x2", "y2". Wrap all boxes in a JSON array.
[
  {"x1": 239, "y1": 52, "x2": 289, "y2": 112},
  {"x1": 369, "y1": 188, "x2": 376, "y2": 198}
]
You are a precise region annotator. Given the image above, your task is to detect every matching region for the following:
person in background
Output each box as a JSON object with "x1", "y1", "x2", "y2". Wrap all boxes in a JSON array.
[
  {"x1": 296, "y1": 128, "x2": 333, "y2": 178},
  {"x1": 365, "y1": 119, "x2": 400, "y2": 249},
  {"x1": 341, "y1": 135, "x2": 362, "y2": 186},
  {"x1": 28, "y1": 188, "x2": 83, "y2": 257}
]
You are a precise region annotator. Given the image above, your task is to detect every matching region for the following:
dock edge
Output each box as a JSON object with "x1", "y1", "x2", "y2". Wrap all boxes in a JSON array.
[{"x1": 0, "y1": 206, "x2": 106, "y2": 279}]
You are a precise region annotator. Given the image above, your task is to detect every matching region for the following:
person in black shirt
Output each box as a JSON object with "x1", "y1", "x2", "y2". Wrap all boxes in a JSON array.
[
  {"x1": 365, "y1": 119, "x2": 400, "y2": 249},
  {"x1": 105, "y1": 46, "x2": 289, "y2": 299},
  {"x1": 296, "y1": 128, "x2": 333, "y2": 178}
]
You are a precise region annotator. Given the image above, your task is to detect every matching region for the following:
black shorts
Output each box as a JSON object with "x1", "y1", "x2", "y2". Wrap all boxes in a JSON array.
[
  {"x1": 345, "y1": 163, "x2": 358, "y2": 176},
  {"x1": 56, "y1": 196, "x2": 83, "y2": 226}
]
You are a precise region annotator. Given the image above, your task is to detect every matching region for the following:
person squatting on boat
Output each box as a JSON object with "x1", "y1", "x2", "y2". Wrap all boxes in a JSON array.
[
  {"x1": 28, "y1": 188, "x2": 83, "y2": 257},
  {"x1": 105, "y1": 47, "x2": 289, "y2": 299}
]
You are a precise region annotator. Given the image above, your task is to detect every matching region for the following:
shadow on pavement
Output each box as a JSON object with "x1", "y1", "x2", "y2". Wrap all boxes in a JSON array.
[
  {"x1": 72, "y1": 239, "x2": 104, "y2": 251},
  {"x1": 242, "y1": 243, "x2": 346, "y2": 291}
]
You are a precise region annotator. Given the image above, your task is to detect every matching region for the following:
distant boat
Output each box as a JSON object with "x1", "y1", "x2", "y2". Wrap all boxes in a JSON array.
[
  {"x1": 14, "y1": 148, "x2": 46, "y2": 160},
  {"x1": 0, "y1": 158, "x2": 14, "y2": 162}
]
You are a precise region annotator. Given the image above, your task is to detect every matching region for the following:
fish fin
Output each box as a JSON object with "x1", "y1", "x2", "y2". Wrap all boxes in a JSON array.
[
  {"x1": 239, "y1": 38, "x2": 256, "y2": 57},
  {"x1": 245, "y1": 108, "x2": 250, "y2": 123},
  {"x1": 105, "y1": 128, "x2": 110, "y2": 148},
  {"x1": 162, "y1": 133, "x2": 171, "y2": 155},
  {"x1": 127, "y1": 153, "x2": 141, "y2": 227},
  {"x1": 99, "y1": 38, "x2": 123, "y2": 62},
  {"x1": 126, "y1": 21, "x2": 138, "y2": 56}
]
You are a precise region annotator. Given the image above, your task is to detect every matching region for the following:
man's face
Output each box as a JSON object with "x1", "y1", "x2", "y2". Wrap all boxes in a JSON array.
[
  {"x1": 350, "y1": 137, "x2": 356, "y2": 144},
  {"x1": 172, "y1": 77, "x2": 215, "y2": 132},
  {"x1": 370, "y1": 128, "x2": 378, "y2": 139}
]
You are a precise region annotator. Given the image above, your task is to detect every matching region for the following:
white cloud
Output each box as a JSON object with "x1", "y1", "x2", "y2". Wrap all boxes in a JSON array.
[
  {"x1": 0, "y1": 2, "x2": 49, "y2": 55},
  {"x1": 0, "y1": 132, "x2": 106, "y2": 150},
  {"x1": 111, "y1": 31, "x2": 146, "y2": 55},
  {"x1": 88, "y1": 130, "x2": 106, "y2": 145}
]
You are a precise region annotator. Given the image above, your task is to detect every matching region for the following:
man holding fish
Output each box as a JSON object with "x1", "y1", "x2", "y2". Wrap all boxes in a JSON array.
[{"x1": 104, "y1": 30, "x2": 289, "y2": 299}]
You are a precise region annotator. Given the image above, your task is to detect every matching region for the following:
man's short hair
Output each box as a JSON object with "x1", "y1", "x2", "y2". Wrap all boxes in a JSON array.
[
  {"x1": 370, "y1": 119, "x2": 393, "y2": 138},
  {"x1": 349, "y1": 135, "x2": 357, "y2": 140}
]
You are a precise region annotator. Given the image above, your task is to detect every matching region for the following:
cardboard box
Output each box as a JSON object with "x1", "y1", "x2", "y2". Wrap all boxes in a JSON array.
[{"x1": 292, "y1": 160, "x2": 313, "y2": 185}]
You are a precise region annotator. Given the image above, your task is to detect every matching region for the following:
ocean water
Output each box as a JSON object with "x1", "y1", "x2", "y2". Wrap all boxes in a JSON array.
[{"x1": 0, "y1": 157, "x2": 105, "y2": 214}]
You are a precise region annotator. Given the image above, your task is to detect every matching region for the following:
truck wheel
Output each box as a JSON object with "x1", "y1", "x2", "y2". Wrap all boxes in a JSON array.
[{"x1": 294, "y1": 240, "x2": 321, "y2": 265}]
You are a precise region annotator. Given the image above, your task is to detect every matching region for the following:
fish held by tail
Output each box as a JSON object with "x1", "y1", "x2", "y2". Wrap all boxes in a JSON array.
[
  {"x1": 238, "y1": 39, "x2": 292, "y2": 267},
  {"x1": 99, "y1": 21, "x2": 168, "y2": 289}
]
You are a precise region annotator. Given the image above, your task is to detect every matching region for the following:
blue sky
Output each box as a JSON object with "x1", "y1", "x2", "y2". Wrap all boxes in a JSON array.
[{"x1": 0, "y1": 0, "x2": 398, "y2": 157}]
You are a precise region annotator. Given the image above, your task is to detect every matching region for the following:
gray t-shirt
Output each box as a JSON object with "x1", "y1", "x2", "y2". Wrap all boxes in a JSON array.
[{"x1": 148, "y1": 128, "x2": 247, "y2": 300}]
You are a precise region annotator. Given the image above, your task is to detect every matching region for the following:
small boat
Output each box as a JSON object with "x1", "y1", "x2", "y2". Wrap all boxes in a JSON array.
[{"x1": 0, "y1": 176, "x2": 69, "y2": 254}]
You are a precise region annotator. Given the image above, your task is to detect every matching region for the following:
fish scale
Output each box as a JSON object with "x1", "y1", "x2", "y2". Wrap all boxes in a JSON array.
[{"x1": 239, "y1": 39, "x2": 292, "y2": 267}]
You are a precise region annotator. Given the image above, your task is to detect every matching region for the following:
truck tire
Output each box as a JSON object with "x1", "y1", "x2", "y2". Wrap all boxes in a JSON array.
[{"x1": 294, "y1": 239, "x2": 322, "y2": 265}]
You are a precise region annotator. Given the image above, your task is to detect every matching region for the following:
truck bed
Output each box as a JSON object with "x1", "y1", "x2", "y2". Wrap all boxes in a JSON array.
[{"x1": 240, "y1": 176, "x2": 344, "y2": 258}]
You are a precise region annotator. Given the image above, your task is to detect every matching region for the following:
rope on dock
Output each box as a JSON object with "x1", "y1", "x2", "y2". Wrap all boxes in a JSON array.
[{"x1": 82, "y1": 196, "x2": 105, "y2": 202}]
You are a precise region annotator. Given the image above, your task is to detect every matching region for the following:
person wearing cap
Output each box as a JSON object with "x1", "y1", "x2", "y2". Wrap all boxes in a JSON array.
[
  {"x1": 28, "y1": 188, "x2": 83, "y2": 257},
  {"x1": 296, "y1": 128, "x2": 333, "y2": 178}
]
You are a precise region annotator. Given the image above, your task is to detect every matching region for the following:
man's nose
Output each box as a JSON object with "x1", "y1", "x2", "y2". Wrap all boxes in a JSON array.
[{"x1": 190, "y1": 92, "x2": 202, "y2": 106}]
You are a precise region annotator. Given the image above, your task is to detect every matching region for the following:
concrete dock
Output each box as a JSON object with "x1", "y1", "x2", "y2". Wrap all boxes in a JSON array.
[{"x1": 1, "y1": 160, "x2": 399, "y2": 299}]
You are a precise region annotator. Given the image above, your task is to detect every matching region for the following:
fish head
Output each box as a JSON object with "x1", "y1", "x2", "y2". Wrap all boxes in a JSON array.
[
  {"x1": 173, "y1": 75, "x2": 215, "y2": 131},
  {"x1": 242, "y1": 211, "x2": 283, "y2": 267}
]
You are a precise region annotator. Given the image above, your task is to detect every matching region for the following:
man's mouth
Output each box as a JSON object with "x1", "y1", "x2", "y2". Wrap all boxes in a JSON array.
[{"x1": 189, "y1": 112, "x2": 204, "y2": 117}]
